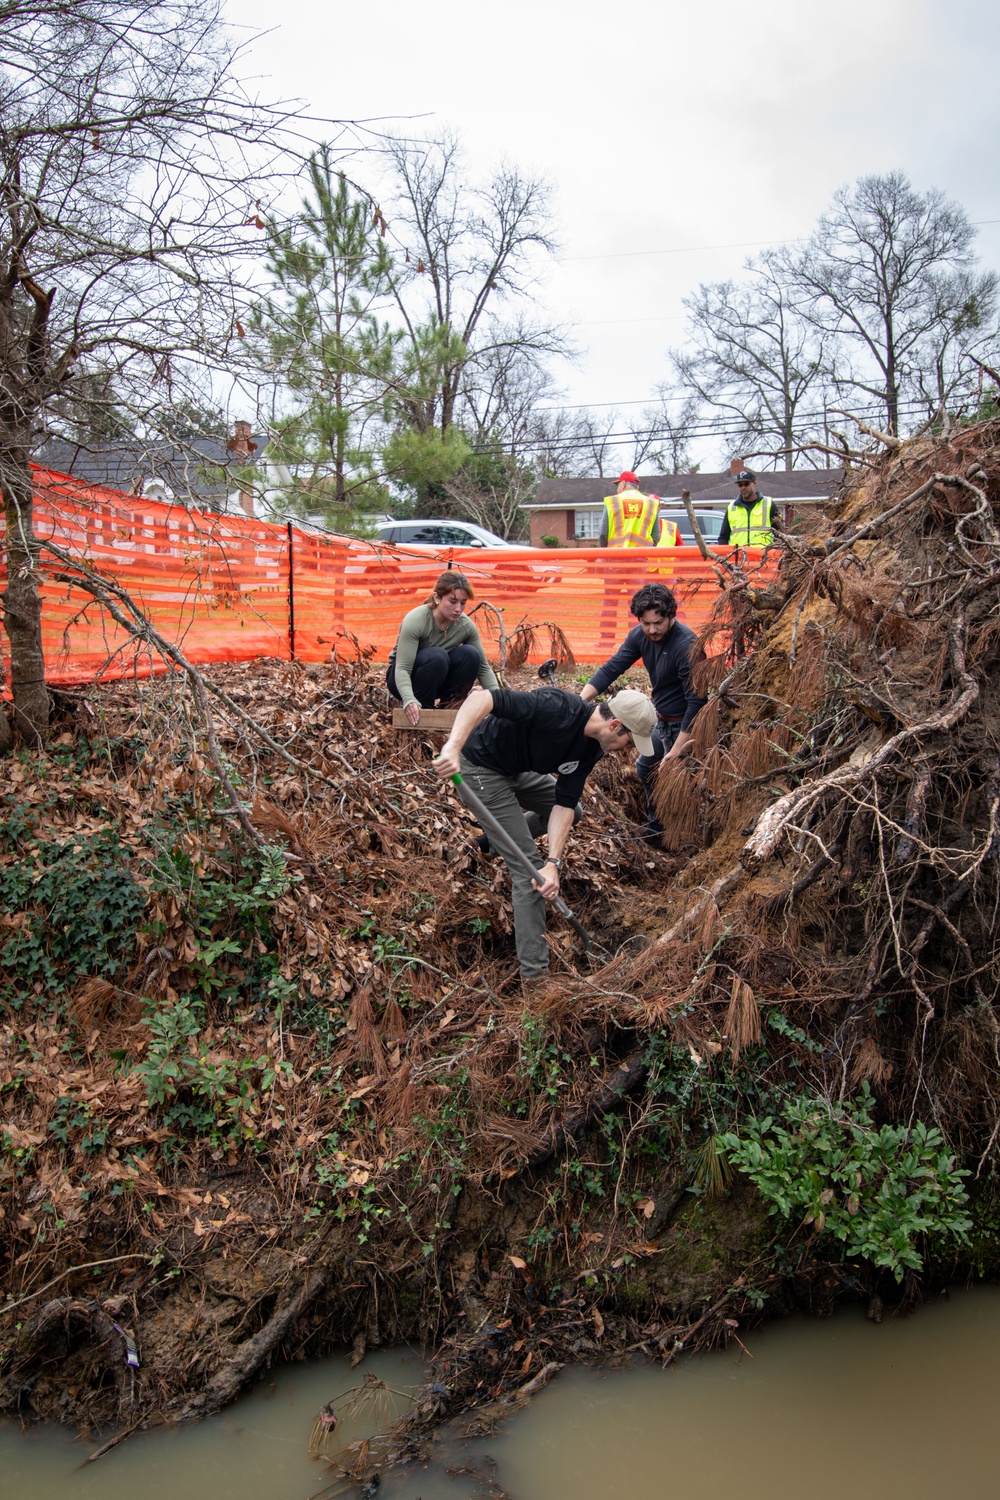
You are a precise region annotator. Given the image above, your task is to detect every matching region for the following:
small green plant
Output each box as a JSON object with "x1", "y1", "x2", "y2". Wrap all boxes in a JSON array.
[
  {"x1": 1, "y1": 1127, "x2": 38, "y2": 1181},
  {"x1": 766, "y1": 1008, "x2": 824, "y2": 1054},
  {"x1": 519, "y1": 1014, "x2": 570, "y2": 1100},
  {"x1": 0, "y1": 832, "x2": 146, "y2": 1005},
  {"x1": 132, "y1": 995, "x2": 289, "y2": 1142},
  {"x1": 720, "y1": 1085, "x2": 972, "y2": 1280},
  {"x1": 540, "y1": 534, "x2": 560, "y2": 548},
  {"x1": 347, "y1": 914, "x2": 416, "y2": 973},
  {"x1": 145, "y1": 839, "x2": 301, "y2": 1011},
  {"x1": 47, "y1": 1096, "x2": 109, "y2": 1155}
]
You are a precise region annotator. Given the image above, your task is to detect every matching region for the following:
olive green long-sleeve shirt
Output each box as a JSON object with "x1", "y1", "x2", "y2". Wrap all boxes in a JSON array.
[{"x1": 389, "y1": 605, "x2": 499, "y2": 708}]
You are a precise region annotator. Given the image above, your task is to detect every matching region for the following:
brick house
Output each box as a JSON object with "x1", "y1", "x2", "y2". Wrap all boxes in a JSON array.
[{"x1": 524, "y1": 464, "x2": 844, "y2": 546}]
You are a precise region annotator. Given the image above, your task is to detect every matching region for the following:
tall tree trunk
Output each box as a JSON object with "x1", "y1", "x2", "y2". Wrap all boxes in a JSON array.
[
  {"x1": 886, "y1": 378, "x2": 899, "y2": 437},
  {"x1": 1, "y1": 447, "x2": 49, "y2": 744},
  {"x1": 885, "y1": 314, "x2": 898, "y2": 435}
]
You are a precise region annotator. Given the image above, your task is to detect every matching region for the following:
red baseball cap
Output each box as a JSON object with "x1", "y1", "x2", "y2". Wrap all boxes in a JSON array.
[{"x1": 617, "y1": 471, "x2": 639, "y2": 485}]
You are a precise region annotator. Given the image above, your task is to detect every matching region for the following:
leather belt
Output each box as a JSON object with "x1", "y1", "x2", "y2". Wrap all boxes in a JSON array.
[{"x1": 657, "y1": 713, "x2": 683, "y2": 724}]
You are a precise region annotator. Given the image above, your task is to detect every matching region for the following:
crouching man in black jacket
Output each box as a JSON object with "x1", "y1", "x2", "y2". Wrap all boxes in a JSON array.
[
  {"x1": 433, "y1": 686, "x2": 655, "y2": 982},
  {"x1": 580, "y1": 582, "x2": 706, "y2": 847}
]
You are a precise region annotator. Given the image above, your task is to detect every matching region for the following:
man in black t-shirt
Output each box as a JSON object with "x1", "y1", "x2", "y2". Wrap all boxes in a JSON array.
[{"x1": 434, "y1": 686, "x2": 655, "y2": 981}]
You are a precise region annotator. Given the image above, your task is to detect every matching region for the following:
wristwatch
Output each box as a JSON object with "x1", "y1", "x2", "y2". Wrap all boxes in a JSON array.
[{"x1": 546, "y1": 857, "x2": 563, "y2": 871}]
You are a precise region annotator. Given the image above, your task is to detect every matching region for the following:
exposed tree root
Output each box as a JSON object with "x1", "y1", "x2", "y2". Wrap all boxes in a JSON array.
[{"x1": 176, "y1": 1269, "x2": 328, "y2": 1423}]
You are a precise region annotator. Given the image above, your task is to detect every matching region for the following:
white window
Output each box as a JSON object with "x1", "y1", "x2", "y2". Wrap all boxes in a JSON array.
[{"x1": 573, "y1": 508, "x2": 603, "y2": 540}]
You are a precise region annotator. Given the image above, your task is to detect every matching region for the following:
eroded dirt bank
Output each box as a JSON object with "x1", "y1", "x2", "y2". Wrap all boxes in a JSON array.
[{"x1": 5, "y1": 423, "x2": 1000, "y2": 1476}]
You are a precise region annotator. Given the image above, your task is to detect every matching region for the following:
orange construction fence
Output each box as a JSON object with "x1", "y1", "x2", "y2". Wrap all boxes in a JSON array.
[{"x1": 0, "y1": 466, "x2": 777, "y2": 685}]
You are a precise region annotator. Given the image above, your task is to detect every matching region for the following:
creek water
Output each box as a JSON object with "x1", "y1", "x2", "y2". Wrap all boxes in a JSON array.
[{"x1": 4, "y1": 1285, "x2": 1000, "y2": 1500}]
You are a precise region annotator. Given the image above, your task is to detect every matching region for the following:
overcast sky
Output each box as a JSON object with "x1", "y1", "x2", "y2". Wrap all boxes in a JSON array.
[{"x1": 224, "y1": 0, "x2": 1000, "y2": 466}]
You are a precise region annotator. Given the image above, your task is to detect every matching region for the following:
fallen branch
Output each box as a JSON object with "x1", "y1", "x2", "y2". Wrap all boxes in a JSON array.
[
  {"x1": 832, "y1": 410, "x2": 902, "y2": 453},
  {"x1": 43, "y1": 541, "x2": 355, "y2": 825},
  {"x1": 1, "y1": 1254, "x2": 152, "y2": 1316},
  {"x1": 798, "y1": 439, "x2": 875, "y2": 468},
  {"x1": 81, "y1": 1420, "x2": 144, "y2": 1465},
  {"x1": 459, "y1": 1362, "x2": 565, "y2": 1439},
  {"x1": 657, "y1": 864, "x2": 744, "y2": 945},
  {"x1": 680, "y1": 486, "x2": 734, "y2": 578},
  {"x1": 45, "y1": 554, "x2": 262, "y2": 843},
  {"x1": 515, "y1": 1359, "x2": 564, "y2": 1398},
  {"x1": 970, "y1": 355, "x2": 1000, "y2": 390},
  {"x1": 176, "y1": 1269, "x2": 327, "y2": 1422},
  {"x1": 824, "y1": 474, "x2": 940, "y2": 559}
]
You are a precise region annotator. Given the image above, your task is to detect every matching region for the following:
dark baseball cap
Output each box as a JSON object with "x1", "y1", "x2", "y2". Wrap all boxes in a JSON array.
[{"x1": 734, "y1": 470, "x2": 757, "y2": 485}]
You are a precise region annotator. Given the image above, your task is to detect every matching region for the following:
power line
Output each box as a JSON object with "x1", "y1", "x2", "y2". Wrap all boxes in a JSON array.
[
  {"x1": 557, "y1": 218, "x2": 1000, "y2": 267},
  {"x1": 473, "y1": 396, "x2": 936, "y2": 458},
  {"x1": 559, "y1": 236, "x2": 805, "y2": 263},
  {"x1": 534, "y1": 391, "x2": 929, "y2": 417}
]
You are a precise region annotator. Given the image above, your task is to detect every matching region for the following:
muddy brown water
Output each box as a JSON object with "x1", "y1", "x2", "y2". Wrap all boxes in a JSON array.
[{"x1": 5, "y1": 1286, "x2": 1000, "y2": 1499}]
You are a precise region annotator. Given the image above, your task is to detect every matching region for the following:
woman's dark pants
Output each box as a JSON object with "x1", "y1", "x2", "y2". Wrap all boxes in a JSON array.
[{"x1": 386, "y1": 644, "x2": 481, "y2": 708}]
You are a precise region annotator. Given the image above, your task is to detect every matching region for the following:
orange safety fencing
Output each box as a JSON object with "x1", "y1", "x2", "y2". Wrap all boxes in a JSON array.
[{"x1": 0, "y1": 466, "x2": 778, "y2": 685}]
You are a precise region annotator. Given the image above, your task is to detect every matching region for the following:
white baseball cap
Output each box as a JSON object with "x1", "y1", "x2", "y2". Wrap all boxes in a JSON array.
[{"x1": 607, "y1": 690, "x2": 657, "y2": 755}]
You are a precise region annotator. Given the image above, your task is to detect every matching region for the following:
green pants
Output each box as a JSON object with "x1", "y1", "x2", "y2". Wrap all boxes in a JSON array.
[{"x1": 458, "y1": 756, "x2": 580, "y2": 978}]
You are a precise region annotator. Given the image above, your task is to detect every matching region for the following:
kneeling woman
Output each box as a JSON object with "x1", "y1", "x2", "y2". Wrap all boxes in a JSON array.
[{"x1": 387, "y1": 571, "x2": 499, "y2": 725}]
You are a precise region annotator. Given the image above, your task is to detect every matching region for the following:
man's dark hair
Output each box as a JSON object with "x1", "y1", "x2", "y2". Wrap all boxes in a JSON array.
[
  {"x1": 596, "y1": 701, "x2": 613, "y2": 721},
  {"x1": 630, "y1": 582, "x2": 677, "y2": 619}
]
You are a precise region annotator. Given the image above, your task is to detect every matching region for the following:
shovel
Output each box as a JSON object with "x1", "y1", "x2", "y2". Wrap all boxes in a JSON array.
[{"x1": 449, "y1": 772, "x2": 591, "y2": 958}]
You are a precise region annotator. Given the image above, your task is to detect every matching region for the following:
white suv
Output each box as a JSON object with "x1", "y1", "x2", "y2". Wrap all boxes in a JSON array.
[{"x1": 374, "y1": 519, "x2": 530, "y2": 549}]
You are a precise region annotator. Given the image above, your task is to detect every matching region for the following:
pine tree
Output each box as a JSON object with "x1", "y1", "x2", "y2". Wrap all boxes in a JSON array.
[{"x1": 250, "y1": 148, "x2": 403, "y2": 528}]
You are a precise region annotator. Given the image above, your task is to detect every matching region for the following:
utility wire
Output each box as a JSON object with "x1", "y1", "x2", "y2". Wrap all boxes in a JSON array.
[
  {"x1": 560, "y1": 236, "x2": 805, "y2": 263},
  {"x1": 471, "y1": 396, "x2": 935, "y2": 457},
  {"x1": 527, "y1": 390, "x2": 929, "y2": 426},
  {"x1": 558, "y1": 218, "x2": 1000, "y2": 265}
]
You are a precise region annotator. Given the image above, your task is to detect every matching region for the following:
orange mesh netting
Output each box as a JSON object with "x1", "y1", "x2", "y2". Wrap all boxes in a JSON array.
[{"x1": 1, "y1": 467, "x2": 777, "y2": 684}]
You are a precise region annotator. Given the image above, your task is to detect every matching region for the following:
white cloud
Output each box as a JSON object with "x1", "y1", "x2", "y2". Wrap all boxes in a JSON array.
[{"x1": 225, "y1": 0, "x2": 1000, "y2": 460}]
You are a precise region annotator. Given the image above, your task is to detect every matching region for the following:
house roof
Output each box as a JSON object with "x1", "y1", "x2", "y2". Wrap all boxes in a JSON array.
[
  {"x1": 34, "y1": 436, "x2": 268, "y2": 503},
  {"x1": 528, "y1": 468, "x2": 844, "y2": 508}
]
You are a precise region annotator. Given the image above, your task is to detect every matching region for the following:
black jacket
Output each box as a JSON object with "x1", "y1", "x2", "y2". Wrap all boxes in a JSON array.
[
  {"x1": 586, "y1": 621, "x2": 705, "y2": 730},
  {"x1": 717, "y1": 494, "x2": 776, "y2": 545},
  {"x1": 464, "y1": 688, "x2": 603, "y2": 808}
]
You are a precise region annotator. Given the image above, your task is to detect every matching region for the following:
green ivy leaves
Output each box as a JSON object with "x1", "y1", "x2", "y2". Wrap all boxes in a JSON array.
[{"x1": 720, "y1": 1085, "x2": 972, "y2": 1280}]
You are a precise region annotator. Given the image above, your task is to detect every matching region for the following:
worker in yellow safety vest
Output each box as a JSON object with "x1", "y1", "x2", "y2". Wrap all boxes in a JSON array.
[
  {"x1": 656, "y1": 511, "x2": 681, "y2": 547},
  {"x1": 600, "y1": 472, "x2": 662, "y2": 547},
  {"x1": 718, "y1": 470, "x2": 783, "y2": 547},
  {"x1": 646, "y1": 506, "x2": 682, "y2": 576}
]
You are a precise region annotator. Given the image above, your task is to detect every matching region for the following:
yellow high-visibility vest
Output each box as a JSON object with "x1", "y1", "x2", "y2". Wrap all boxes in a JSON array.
[
  {"x1": 604, "y1": 489, "x2": 659, "y2": 547},
  {"x1": 656, "y1": 518, "x2": 681, "y2": 546},
  {"x1": 726, "y1": 495, "x2": 774, "y2": 546}
]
